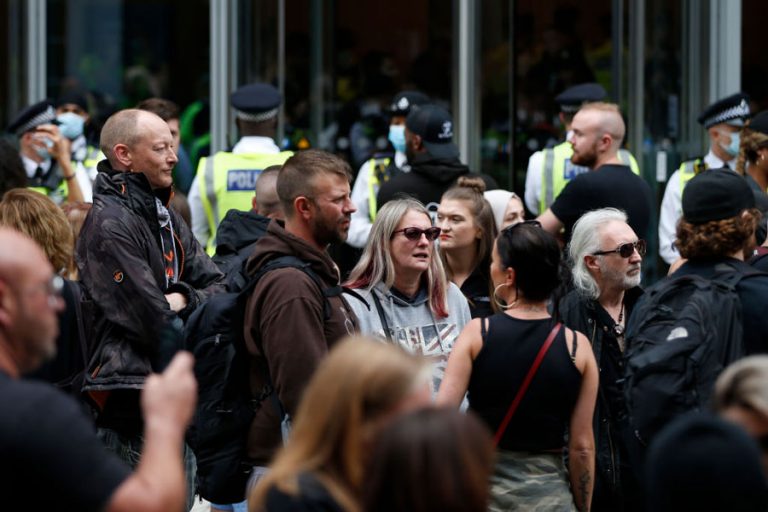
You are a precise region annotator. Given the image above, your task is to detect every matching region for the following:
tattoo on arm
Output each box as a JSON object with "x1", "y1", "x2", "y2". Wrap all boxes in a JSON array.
[{"x1": 578, "y1": 471, "x2": 591, "y2": 511}]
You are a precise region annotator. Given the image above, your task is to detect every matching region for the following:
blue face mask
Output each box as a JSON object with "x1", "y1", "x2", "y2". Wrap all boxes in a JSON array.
[
  {"x1": 719, "y1": 130, "x2": 741, "y2": 157},
  {"x1": 56, "y1": 112, "x2": 85, "y2": 140},
  {"x1": 388, "y1": 124, "x2": 406, "y2": 153},
  {"x1": 34, "y1": 136, "x2": 54, "y2": 160}
]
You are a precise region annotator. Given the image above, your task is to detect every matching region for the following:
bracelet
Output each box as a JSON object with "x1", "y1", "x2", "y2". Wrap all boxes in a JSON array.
[{"x1": 63, "y1": 174, "x2": 76, "y2": 181}]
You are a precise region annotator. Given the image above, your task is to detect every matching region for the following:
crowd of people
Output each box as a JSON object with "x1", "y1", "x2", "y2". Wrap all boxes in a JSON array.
[{"x1": 3, "y1": 78, "x2": 768, "y2": 512}]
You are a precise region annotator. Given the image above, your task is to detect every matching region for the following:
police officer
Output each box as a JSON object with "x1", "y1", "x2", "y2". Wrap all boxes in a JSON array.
[
  {"x1": 524, "y1": 83, "x2": 640, "y2": 215},
  {"x1": 8, "y1": 100, "x2": 84, "y2": 205},
  {"x1": 56, "y1": 91, "x2": 101, "y2": 202},
  {"x1": 658, "y1": 92, "x2": 751, "y2": 264},
  {"x1": 188, "y1": 83, "x2": 293, "y2": 253},
  {"x1": 347, "y1": 91, "x2": 430, "y2": 249}
]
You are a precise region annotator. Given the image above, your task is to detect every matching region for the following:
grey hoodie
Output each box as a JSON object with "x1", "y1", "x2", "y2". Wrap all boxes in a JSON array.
[{"x1": 344, "y1": 281, "x2": 471, "y2": 392}]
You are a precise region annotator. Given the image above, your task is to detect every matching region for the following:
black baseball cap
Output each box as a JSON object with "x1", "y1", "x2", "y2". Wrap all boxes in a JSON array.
[
  {"x1": 749, "y1": 110, "x2": 768, "y2": 135},
  {"x1": 682, "y1": 169, "x2": 755, "y2": 224},
  {"x1": 405, "y1": 105, "x2": 460, "y2": 160},
  {"x1": 389, "y1": 91, "x2": 431, "y2": 117}
]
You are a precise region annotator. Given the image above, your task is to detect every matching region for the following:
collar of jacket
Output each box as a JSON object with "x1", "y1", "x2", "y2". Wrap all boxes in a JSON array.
[{"x1": 96, "y1": 159, "x2": 173, "y2": 206}]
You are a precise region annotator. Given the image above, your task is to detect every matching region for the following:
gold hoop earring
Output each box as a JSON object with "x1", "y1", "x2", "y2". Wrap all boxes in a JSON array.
[{"x1": 493, "y1": 283, "x2": 512, "y2": 310}]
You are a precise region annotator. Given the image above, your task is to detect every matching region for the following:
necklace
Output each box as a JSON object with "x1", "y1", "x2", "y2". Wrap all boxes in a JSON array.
[{"x1": 612, "y1": 303, "x2": 625, "y2": 338}]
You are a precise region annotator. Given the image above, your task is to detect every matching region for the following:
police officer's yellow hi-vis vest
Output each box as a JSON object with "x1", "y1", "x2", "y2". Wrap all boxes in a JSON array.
[
  {"x1": 539, "y1": 141, "x2": 640, "y2": 214},
  {"x1": 678, "y1": 158, "x2": 707, "y2": 190},
  {"x1": 366, "y1": 156, "x2": 394, "y2": 222},
  {"x1": 28, "y1": 181, "x2": 68, "y2": 204},
  {"x1": 198, "y1": 150, "x2": 293, "y2": 254}
]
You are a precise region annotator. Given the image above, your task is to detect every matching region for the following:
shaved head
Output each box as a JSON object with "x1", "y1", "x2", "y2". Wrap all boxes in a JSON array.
[
  {"x1": 254, "y1": 166, "x2": 283, "y2": 218},
  {"x1": 576, "y1": 102, "x2": 626, "y2": 149},
  {"x1": 100, "y1": 109, "x2": 166, "y2": 168}
]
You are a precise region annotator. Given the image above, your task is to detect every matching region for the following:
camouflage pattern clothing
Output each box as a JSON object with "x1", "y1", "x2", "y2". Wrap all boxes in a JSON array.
[{"x1": 489, "y1": 450, "x2": 576, "y2": 512}]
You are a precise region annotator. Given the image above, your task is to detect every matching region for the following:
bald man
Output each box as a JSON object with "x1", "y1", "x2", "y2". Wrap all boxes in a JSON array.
[
  {"x1": 213, "y1": 165, "x2": 284, "y2": 291},
  {"x1": 76, "y1": 109, "x2": 224, "y2": 506},
  {"x1": 537, "y1": 102, "x2": 653, "y2": 242},
  {"x1": 0, "y1": 228, "x2": 197, "y2": 511}
]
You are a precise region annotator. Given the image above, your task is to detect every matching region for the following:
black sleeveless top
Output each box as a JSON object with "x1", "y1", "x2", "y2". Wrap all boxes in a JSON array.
[{"x1": 467, "y1": 314, "x2": 582, "y2": 451}]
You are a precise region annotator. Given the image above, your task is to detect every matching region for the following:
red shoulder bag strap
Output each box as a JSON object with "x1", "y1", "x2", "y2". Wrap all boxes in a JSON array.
[{"x1": 493, "y1": 322, "x2": 563, "y2": 446}]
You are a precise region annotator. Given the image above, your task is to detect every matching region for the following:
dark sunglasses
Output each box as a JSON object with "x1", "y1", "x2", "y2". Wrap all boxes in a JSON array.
[
  {"x1": 502, "y1": 219, "x2": 542, "y2": 234},
  {"x1": 593, "y1": 239, "x2": 646, "y2": 258},
  {"x1": 392, "y1": 226, "x2": 442, "y2": 242}
]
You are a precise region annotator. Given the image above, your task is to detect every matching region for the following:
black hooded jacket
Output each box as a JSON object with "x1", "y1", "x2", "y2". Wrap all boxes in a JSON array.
[
  {"x1": 76, "y1": 160, "x2": 225, "y2": 392},
  {"x1": 212, "y1": 209, "x2": 271, "y2": 291},
  {"x1": 376, "y1": 153, "x2": 497, "y2": 209}
]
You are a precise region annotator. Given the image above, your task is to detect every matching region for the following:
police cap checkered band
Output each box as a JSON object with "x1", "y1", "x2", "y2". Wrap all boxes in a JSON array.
[
  {"x1": 698, "y1": 92, "x2": 750, "y2": 129},
  {"x1": 7, "y1": 100, "x2": 59, "y2": 136},
  {"x1": 230, "y1": 83, "x2": 281, "y2": 121},
  {"x1": 235, "y1": 108, "x2": 279, "y2": 123}
]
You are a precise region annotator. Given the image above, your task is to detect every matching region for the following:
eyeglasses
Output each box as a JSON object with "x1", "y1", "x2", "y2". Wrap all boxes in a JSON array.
[
  {"x1": 25, "y1": 274, "x2": 64, "y2": 307},
  {"x1": 592, "y1": 240, "x2": 646, "y2": 258},
  {"x1": 502, "y1": 219, "x2": 542, "y2": 234},
  {"x1": 392, "y1": 227, "x2": 442, "y2": 242}
]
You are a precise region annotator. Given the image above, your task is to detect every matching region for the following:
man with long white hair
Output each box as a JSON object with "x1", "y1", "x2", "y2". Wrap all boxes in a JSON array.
[{"x1": 560, "y1": 207, "x2": 645, "y2": 512}]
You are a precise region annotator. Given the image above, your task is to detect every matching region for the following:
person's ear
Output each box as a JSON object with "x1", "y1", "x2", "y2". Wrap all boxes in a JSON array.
[
  {"x1": 113, "y1": 144, "x2": 132, "y2": 169},
  {"x1": 412, "y1": 134, "x2": 423, "y2": 151},
  {"x1": 0, "y1": 280, "x2": 13, "y2": 329},
  {"x1": 585, "y1": 254, "x2": 601, "y2": 273},
  {"x1": 505, "y1": 267, "x2": 516, "y2": 287},
  {"x1": 294, "y1": 196, "x2": 313, "y2": 221}
]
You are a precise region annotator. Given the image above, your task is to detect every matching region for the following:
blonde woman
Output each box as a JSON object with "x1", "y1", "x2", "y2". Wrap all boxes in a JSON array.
[
  {"x1": 344, "y1": 198, "x2": 471, "y2": 394},
  {"x1": 249, "y1": 337, "x2": 432, "y2": 512}
]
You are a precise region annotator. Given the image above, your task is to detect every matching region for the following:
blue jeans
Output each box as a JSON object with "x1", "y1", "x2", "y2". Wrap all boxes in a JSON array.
[{"x1": 97, "y1": 427, "x2": 197, "y2": 510}]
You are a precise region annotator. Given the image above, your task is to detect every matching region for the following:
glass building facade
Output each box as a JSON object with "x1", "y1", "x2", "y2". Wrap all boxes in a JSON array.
[{"x1": 1, "y1": 0, "x2": 762, "y2": 274}]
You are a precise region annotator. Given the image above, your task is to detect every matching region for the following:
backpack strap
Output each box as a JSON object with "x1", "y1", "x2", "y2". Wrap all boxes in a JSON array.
[{"x1": 370, "y1": 289, "x2": 394, "y2": 342}]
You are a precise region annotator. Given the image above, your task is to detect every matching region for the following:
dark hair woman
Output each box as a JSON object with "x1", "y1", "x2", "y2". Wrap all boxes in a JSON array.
[
  {"x1": 364, "y1": 407, "x2": 495, "y2": 512},
  {"x1": 437, "y1": 222, "x2": 599, "y2": 512}
]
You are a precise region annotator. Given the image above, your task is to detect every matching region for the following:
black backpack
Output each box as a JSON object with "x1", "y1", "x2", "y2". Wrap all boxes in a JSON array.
[
  {"x1": 183, "y1": 255, "x2": 343, "y2": 504},
  {"x1": 623, "y1": 265, "x2": 754, "y2": 447}
]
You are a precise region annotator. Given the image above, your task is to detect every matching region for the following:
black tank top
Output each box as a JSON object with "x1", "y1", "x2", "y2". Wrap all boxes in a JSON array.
[{"x1": 467, "y1": 314, "x2": 582, "y2": 451}]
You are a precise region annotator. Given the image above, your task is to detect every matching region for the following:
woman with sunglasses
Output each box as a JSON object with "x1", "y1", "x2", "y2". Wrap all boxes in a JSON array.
[
  {"x1": 437, "y1": 176, "x2": 498, "y2": 318},
  {"x1": 438, "y1": 221, "x2": 599, "y2": 512},
  {"x1": 344, "y1": 198, "x2": 471, "y2": 394}
]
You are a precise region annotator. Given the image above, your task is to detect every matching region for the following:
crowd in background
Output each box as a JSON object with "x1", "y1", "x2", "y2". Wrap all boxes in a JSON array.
[{"x1": 2, "y1": 77, "x2": 768, "y2": 512}]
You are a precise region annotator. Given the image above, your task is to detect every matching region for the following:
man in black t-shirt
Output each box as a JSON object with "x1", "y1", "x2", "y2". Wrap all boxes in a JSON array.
[
  {"x1": 537, "y1": 102, "x2": 652, "y2": 242},
  {"x1": 0, "y1": 228, "x2": 197, "y2": 511}
]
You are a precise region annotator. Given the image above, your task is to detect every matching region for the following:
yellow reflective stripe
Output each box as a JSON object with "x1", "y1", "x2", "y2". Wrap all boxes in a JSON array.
[
  {"x1": 540, "y1": 149, "x2": 555, "y2": 214},
  {"x1": 368, "y1": 159, "x2": 379, "y2": 222}
]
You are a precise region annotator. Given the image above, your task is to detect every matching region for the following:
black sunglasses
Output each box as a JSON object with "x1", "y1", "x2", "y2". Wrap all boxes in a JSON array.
[
  {"x1": 392, "y1": 226, "x2": 442, "y2": 242},
  {"x1": 593, "y1": 239, "x2": 646, "y2": 258}
]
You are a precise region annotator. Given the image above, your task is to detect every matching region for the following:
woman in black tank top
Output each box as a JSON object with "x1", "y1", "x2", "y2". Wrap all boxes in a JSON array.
[{"x1": 438, "y1": 221, "x2": 599, "y2": 512}]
